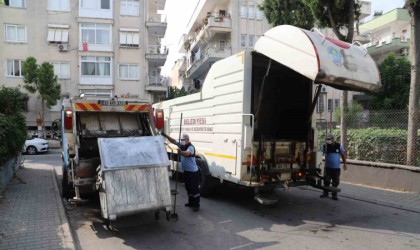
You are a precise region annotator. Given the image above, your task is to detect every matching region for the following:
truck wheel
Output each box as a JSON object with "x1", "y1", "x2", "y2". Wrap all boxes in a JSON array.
[
  {"x1": 196, "y1": 158, "x2": 210, "y2": 196},
  {"x1": 61, "y1": 168, "x2": 71, "y2": 199}
]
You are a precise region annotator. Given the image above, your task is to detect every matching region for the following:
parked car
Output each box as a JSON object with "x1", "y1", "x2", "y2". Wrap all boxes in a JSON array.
[{"x1": 23, "y1": 138, "x2": 49, "y2": 155}]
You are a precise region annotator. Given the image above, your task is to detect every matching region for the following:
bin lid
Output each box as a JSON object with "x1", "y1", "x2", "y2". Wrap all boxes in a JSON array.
[
  {"x1": 254, "y1": 25, "x2": 381, "y2": 92},
  {"x1": 98, "y1": 136, "x2": 170, "y2": 171}
]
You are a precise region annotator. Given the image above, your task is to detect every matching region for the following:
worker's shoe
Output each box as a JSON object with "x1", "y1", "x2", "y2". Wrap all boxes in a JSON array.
[
  {"x1": 332, "y1": 195, "x2": 339, "y2": 201},
  {"x1": 192, "y1": 206, "x2": 200, "y2": 212},
  {"x1": 320, "y1": 192, "x2": 328, "y2": 198}
]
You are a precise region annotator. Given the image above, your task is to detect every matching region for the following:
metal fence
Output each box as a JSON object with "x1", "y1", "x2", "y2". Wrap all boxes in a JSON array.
[{"x1": 316, "y1": 110, "x2": 420, "y2": 166}]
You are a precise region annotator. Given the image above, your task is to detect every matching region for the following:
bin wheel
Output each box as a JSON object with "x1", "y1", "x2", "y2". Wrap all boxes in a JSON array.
[{"x1": 154, "y1": 211, "x2": 160, "y2": 220}]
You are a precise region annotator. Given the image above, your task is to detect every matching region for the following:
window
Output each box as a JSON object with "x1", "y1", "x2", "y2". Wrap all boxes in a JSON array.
[
  {"x1": 255, "y1": 8, "x2": 263, "y2": 20},
  {"x1": 49, "y1": 0, "x2": 69, "y2": 11},
  {"x1": 248, "y1": 35, "x2": 255, "y2": 47},
  {"x1": 219, "y1": 40, "x2": 226, "y2": 50},
  {"x1": 5, "y1": 59, "x2": 23, "y2": 77},
  {"x1": 316, "y1": 96, "x2": 324, "y2": 113},
  {"x1": 247, "y1": 6, "x2": 255, "y2": 19},
  {"x1": 335, "y1": 99, "x2": 340, "y2": 110},
  {"x1": 81, "y1": 0, "x2": 110, "y2": 10},
  {"x1": 241, "y1": 34, "x2": 246, "y2": 47},
  {"x1": 119, "y1": 64, "x2": 139, "y2": 80},
  {"x1": 119, "y1": 30, "x2": 139, "y2": 47},
  {"x1": 81, "y1": 23, "x2": 111, "y2": 45},
  {"x1": 51, "y1": 61, "x2": 70, "y2": 79},
  {"x1": 47, "y1": 25, "x2": 69, "y2": 43},
  {"x1": 6, "y1": 0, "x2": 25, "y2": 8},
  {"x1": 240, "y1": 5, "x2": 247, "y2": 18},
  {"x1": 121, "y1": 0, "x2": 139, "y2": 16},
  {"x1": 81, "y1": 56, "x2": 111, "y2": 76},
  {"x1": 328, "y1": 99, "x2": 333, "y2": 112},
  {"x1": 5, "y1": 24, "x2": 26, "y2": 43}
]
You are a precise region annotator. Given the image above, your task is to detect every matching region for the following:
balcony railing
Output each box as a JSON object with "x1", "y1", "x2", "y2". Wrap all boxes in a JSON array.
[
  {"x1": 186, "y1": 42, "x2": 232, "y2": 76},
  {"x1": 146, "y1": 14, "x2": 167, "y2": 23},
  {"x1": 147, "y1": 75, "x2": 170, "y2": 87},
  {"x1": 146, "y1": 45, "x2": 168, "y2": 55},
  {"x1": 366, "y1": 37, "x2": 410, "y2": 55}
]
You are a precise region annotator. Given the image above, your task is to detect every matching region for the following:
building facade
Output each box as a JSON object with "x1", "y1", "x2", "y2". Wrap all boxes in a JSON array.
[
  {"x1": 170, "y1": 0, "x2": 271, "y2": 92},
  {"x1": 0, "y1": 0, "x2": 167, "y2": 133}
]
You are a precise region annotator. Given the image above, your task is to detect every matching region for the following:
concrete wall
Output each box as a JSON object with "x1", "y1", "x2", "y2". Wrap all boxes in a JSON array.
[
  {"x1": 0, "y1": 155, "x2": 23, "y2": 194},
  {"x1": 342, "y1": 160, "x2": 420, "y2": 193}
]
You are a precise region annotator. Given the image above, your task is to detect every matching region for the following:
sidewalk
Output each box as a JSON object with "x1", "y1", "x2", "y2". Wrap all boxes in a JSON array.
[
  {"x1": 0, "y1": 162, "x2": 75, "y2": 250},
  {"x1": 339, "y1": 182, "x2": 420, "y2": 213}
]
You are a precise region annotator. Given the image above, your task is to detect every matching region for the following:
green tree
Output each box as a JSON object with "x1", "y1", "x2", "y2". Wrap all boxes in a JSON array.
[
  {"x1": 369, "y1": 54, "x2": 411, "y2": 110},
  {"x1": 334, "y1": 101, "x2": 363, "y2": 128},
  {"x1": 258, "y1": 0, "x2": 315, "y2": 30},
  {"x1": 166, "y1": 86, "x2": 188, "y2": 100},
  {"x1": 0, "y1": 86, "x2": 28, "y2": 165},
  {"x1": 22, "y1": 57, "x2": 61, "y2": 135}
]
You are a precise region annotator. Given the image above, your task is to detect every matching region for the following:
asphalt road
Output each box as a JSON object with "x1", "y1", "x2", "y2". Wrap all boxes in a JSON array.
[{"x1": 29, "y1": 149, "x2": 420, "y2": 250}]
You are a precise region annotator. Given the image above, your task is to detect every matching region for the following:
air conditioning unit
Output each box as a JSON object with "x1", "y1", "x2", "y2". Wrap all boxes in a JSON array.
[
  {"x1": 400, "y1": 48, "x2": 409, "y2": 56},
  {"x1": 58, "y1": 44, "x2": 69, "y2": 52}
]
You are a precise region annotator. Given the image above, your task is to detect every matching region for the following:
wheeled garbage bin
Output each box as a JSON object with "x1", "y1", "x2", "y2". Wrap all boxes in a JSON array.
[{"x1": 96, "y1": 136, "x2": 172, "y2": 221}]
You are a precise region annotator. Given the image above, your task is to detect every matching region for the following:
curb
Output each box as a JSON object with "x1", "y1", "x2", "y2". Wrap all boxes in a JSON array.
[
  {"x1": 50, "y1": 166, "x2": 77, "y2": 250},
  {"x1": 302, "y1": 186, "x2": 420, "y2": 214}
]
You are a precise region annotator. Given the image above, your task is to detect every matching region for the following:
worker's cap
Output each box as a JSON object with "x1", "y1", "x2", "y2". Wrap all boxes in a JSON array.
[
  {"x1": 326, "y1": 134, "x2": 334, "y2": 140},
  {"x1": 181, "y1": 134, "x2": 190, "y2": 140}
]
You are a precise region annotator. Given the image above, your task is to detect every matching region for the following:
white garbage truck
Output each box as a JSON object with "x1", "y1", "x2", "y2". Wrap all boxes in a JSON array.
[
  {"x1": 153, "y1": 25, "x2": 381, "y2": 202},
  {"x1": 61, "y1": 97, "x2": 173, "y2": 222}
]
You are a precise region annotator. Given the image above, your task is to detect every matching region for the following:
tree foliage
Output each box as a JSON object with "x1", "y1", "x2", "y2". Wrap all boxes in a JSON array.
[
  {"x1": 259, "y1": 0, "x2": 361, "y2": 42},
  {"x1": 369, "y1": 54, "x2": 411, "y2": 110},
  {"x1": 303, "y1": 0, "x2": 361, "y2": 42},
  {"x1": 334, "y1": 101, "x2": 363, "y2": 127},
  {"x1": 22, "y1": 57, "x2": 61, "y2": 132},
  {"x1": 0, "y1": 86, "x2": 28, "y2": 165},
  {"x1": 258, "y1": 0, "x2": 315, "y2": 30},
  {"x1": 166, "y1": 86, "x2": 188, "y2": 100}
]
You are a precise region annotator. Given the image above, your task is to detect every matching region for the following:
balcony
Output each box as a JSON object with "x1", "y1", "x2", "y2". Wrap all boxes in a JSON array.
[
  {"x1": 145, "y1": 45, "x2": 168, "y2": 66},
  {"x1": 366, "y1": 36, "x2": 410, "y2": 56},
  {"x1": 186, "y1": 42, "x2": 231, "y2": 79},
  {"x1": 146, "y1": 75, "x2": 169, "y2": 93},
  {"x1": 146, "y1": 14, "x2": 167, "y2": 36},
  {"x1": 177, "y1": 73, "x2": 192, "y2": 91},
  {"x1": 189, "y1": 13, "x2": 232, "y2": 51}
]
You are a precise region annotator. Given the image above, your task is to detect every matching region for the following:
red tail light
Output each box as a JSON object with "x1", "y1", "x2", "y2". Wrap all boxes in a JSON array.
[
  {"x1": 64, "y1": 109, "x2": 73, "y2": 130},
  {"x1": 155, "y1": 109, "x2": 164, "y2": 129}
]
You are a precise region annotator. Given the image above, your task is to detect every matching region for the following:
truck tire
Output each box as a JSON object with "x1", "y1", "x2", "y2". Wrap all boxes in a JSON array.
[
  {"x1": 61, "y1": 168, "x2": 71, "y2": 199},
  {"x1": 196, "y1": 158, "x2": 210, "y2": 196}
]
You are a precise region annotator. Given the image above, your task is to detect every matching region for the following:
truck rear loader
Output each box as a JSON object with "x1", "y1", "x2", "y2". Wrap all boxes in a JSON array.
[{"x1": 61, "y1": 98, "x2": 173, "y2": 221}]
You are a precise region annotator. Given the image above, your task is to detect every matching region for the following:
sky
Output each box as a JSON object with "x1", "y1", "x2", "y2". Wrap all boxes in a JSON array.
[{"x1": 161, "y1": 0, "x2": 406, "y2": 76}]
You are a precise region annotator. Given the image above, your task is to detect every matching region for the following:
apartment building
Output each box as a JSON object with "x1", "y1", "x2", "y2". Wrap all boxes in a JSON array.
[
  {"x1": 170, "y1": 0, "x2": 271, "y2": 91},
  {"x1": 0, "y1": 0, "x2": 167, "y2": 132},
  {"x1": 359, "y1": 8, "x2": 410, "y2": 63}
]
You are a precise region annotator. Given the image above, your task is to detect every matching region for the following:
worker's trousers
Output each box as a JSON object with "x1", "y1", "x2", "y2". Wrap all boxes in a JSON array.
[
  {"x1": 323, "y1": 168, "x2": 341, "y2": 197},
  {"x1": 184, "y1": 170, "x2": 200, "y2": 207}
]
